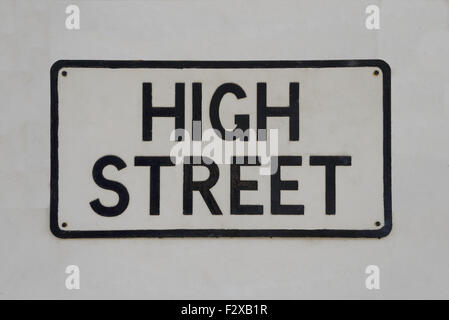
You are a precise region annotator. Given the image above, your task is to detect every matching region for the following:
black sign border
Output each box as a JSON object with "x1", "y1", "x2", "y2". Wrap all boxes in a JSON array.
[{"x1": 50, "y1": 60, "x2": 392, "y2": 239}]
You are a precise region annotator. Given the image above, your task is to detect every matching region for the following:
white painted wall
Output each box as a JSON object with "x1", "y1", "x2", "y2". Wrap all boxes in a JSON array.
[{"x1": 0, "y1": 0, "x2": 448, "y2": 299}]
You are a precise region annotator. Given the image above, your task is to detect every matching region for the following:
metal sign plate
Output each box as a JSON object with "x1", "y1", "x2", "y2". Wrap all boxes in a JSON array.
[{"x1": 50, "y1": 60, "x2": 391, "y2": 238}]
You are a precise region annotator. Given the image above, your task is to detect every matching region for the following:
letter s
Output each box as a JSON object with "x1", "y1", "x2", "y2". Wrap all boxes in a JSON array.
[{"x1": 90, "y1": 155, "x2": 129, "y2": 217}]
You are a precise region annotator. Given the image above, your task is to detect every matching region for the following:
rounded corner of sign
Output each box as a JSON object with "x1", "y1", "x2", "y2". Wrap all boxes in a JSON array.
[
  {"x1": 375, "y1": 222, "x2": 392, "y2": 239},
  {"x1": 372, "y1": 59, "x2": 391, "y2": 76},
  {"x1": 50, "y1": 60, "x2": 69, "y2": 77},
  {"x1": 50, "y1": 220, "x2": 69, "y2": 239}
]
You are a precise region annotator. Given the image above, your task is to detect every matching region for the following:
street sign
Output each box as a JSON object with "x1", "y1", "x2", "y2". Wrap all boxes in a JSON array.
[{"x1": 50, "y1": 60, "x2": 391, "y2": 238}]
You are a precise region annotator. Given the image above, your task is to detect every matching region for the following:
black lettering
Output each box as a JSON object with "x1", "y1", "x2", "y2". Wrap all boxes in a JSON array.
[
  {"x1": 134, "y1": 156, "x2": 175, "y2": 215},
  {"x1": 90, "y1": 155, "x2": 129, "y2": 217},
  {"x1": 183, "y1": 157, "x2": 222, "y2": 215},
  {"x1": 310, "y1": 156, "x2": 352, "y2": 215},
  {"x1": 142, "y1": 82, "x2": 185, "y2": 141},
  {"x1": 231, "y1": 157, "x2": 263, "y2": 215},
  {"x1": 271, "y1": 156, "x2": 304, "y2": 215},
  {"x1": 192, "y1": 82, "x2": 202, "y2": 141},
  {"x1": 210, "y1": 83, "x2": 249, "y2": 141},
  {"x1": 257, "y1": 82, "x2": 299, "y2": 141}
]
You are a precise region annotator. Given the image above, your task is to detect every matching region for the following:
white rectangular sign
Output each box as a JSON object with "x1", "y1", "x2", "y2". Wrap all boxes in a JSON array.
[{"x1": 50, "y1": 60, "x2": 391, "y2": 238}]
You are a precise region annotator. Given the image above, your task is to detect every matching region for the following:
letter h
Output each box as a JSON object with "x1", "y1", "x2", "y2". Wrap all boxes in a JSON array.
[
  {"x1": 142, "y1": 83, "x2": 185, "y2": 141},
  {"x1": 257, "y1": 82, "x2": 299, "y2": 141}
]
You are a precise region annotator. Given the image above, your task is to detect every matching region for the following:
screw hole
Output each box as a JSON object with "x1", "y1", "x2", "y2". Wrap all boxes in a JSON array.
[
  {"x1": 375, "y1": 221, "x2": 381, "y2": 227},
  {"x1": 62, "y1": 222, "x2": 68, "y2": 228},
  {"x1": 373, "y1": 70, "x2": 380, "y2": 76},
  {"x1": 62, "y1": 71, "x2": 67, "y2": 77}
]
